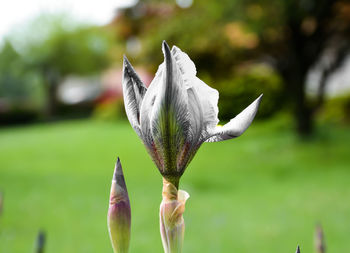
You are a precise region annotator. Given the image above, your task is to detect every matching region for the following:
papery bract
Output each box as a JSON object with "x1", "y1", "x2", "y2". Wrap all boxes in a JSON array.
[{"x1": 160, "y1": 178, "x2": 189, "y2": 253}]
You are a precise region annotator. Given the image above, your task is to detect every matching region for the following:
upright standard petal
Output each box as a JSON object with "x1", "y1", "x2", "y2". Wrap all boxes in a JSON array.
[
  {"x1": 190, "y1": 77, "x2": 219, "y2": 134},
  {"x1": 108, "y1": 158, "x2": 131, "y2": 253},
  {"x1": 122, "y1": 56, "x2": 147, "y2": 137},
  {"x1": 149, "y1": 41, "x2": 190, "y2": 181},
  {"x1": 171, "y1": 46, "x2": 219, "y2": 139},
  {"x1": 206, "y1": 94, "x2": 263, "y2": 142}
]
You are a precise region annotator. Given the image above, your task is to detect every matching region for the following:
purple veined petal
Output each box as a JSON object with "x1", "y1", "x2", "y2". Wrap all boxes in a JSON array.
[
  {"x1": 149, "y1": 41, "x2": 190, "y2": 177},
  {"x1": 205, "y1": 94, "x2": 263, "y2": 142},
  {"x1": 175, "y1": 87, "x2": 203, "y2": 172},
  {"x1": 139, "y1": 63, "x2": 164, "y2": 170},
  {"x1": 122, "y1": 56, "x2": 147, "y2": 138},
  {"x1": 139, "y1": 62, "x2": 163, "y2": 142}
]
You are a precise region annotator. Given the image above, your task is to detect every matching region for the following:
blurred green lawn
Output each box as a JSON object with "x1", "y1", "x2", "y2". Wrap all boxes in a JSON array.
[{"x1": 0, "y1": 118, "x2": 349, "y2": 253}]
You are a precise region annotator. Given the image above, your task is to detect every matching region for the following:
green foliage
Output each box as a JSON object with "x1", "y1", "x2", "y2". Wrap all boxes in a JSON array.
[
  {"x1": 11, "y1": 14, "x2": 114, "y2": 77},
  {"x1": 92, "y1": 99, "x2": 126, "y2": 121},
  {"x1": 319, "y1": 93, "x2": 350, "y2": 124},
  {"x1": 128, "y1": 0, "x2": 285, "y2": 74},
  {"x1": 216, "y1": 64, "x2": 284, "y2": 120},
  {"x1": 0, "y1": 14, "x2": 116, "y2": 120},
  {"x1": 0, "y1": 41, "x2": 46, "y2": 121},
  {"x1": 115, "y1": 0, "x2": 289, "y2": 125}
]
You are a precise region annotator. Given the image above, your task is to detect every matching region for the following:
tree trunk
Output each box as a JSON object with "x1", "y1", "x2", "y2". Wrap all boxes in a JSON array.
[
  {"x1": 295, "y1": 98, "x2": 313, "y2": 137},
  {"x1": 43, "y1": 69, "x2": 61, "y2": 119},
  {"x1": 280, "y1": 64, "x2": 314, "y2": 138},
  {"x1": 294, "y1": 78, "x2": 313, "y2": 137}
]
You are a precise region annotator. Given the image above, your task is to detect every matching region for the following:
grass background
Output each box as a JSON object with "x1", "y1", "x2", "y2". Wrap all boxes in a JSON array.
[{"x1": 0, "y1": 118, "x2": 349, "y2": 252}]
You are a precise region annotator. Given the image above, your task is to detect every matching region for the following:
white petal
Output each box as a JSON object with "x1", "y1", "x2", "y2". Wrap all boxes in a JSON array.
[
  {"x1": 175, "y1": 87, "x2": 203, "y2": 170},
  {"x1": 122, "y1": 56, "x2": 147, "y2": 137},
  {"x1": 171, "y1": 46, "x2": 196, "y2": 88},
  {"x1": 139, "y1": 62, "x2": 164, "y2": 169},
  {"x1": 186, "y1": 87, "x2": 203, "y2": 144},
  {"x1": 206, "y1": 94, "x2": 263, "y2": 142},
  {"x1": 192, "y1": 77, "x2": 219, "y2": 132},
  {"x1": 140, "y1": 63, "x2": 163, "y2": 142},
  {"x1": 171, "y1": 46, "x2": 219, "y2": 137}
]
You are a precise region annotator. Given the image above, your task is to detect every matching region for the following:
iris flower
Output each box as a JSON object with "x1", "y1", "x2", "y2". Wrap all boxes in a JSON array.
[
  {"x1": 122, "y1": 41, "x2": 262, "y2": 186},
  {"x1": 122, "y1": 41, "x2": 262, "y2": 253}
]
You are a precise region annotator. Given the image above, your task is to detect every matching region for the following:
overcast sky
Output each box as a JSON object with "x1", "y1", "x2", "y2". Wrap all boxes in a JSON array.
[{"x1": 0, "y1": 0, "x2": 137, "y2": 41}]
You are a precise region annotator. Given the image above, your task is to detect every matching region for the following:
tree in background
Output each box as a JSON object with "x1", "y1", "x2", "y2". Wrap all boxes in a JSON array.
[
  {"x1": 6, "y1": 14, "x2": 115, "y2": 117},
  {"x1": 264, "y1": 0, "x2": 350, "y2": 136},
  {"x1": 0, "y1": 41, "x2": 45, "y2": 123},
  {"x1": 112, "y1": 0, "x2": 350, "y2": 137}
]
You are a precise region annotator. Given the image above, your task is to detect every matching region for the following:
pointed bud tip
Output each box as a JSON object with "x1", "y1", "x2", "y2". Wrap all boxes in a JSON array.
[
  {"x1": 122, "y1": 55, "x2": 143, "y2": 88},
  {"x1": 162, "y1": 40, "x2": 170, "y2": 48},
  {"x1": 162, "y1": 40, "x2": 171, "y2": 57},
  {"x1": 248, "y1": 93, "x2": 263, "y2": 114},
  {"x1": 296, "y1": 245, "x2": 300, "y2": 253},
  {"x1": 113, "y1": 157, "x2": 123, "y2": 181},
  {"x1": 123, "y1": 55, "x2": 131, "y2": 70},
  {"x1": 256, "y1": 93, "x2": 263, "y2": 104},
  {"x1": 110, "y1": 158, "x2": 129, "y2": 205}
]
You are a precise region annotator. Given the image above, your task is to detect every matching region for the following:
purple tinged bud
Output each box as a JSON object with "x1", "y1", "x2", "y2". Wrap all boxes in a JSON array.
[
  {"x1": 296, "y1": 245, "x2": 301, "y2": 253},
  {"x1": 107, "y1": 158, "x2": 131, "y2": 253},
  {"x1": 315, "y1": 224, "x2": 326, "y2": 253}
]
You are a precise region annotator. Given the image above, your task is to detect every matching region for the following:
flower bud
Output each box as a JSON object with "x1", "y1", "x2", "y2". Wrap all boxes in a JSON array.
[
  {"x1": 315, "y1": 224, "x2": 325, "y2": 253},
  {"x1": 107, "y1": 158, "x2": 131, "y2": 253}
]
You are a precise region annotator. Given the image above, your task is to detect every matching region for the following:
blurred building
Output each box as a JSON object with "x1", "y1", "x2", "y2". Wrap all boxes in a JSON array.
[{"x1": 57, "y1": 67, "x2": 152, "y2": 106}]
